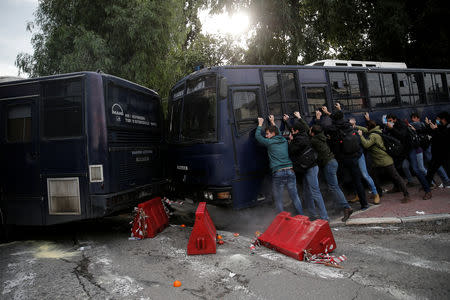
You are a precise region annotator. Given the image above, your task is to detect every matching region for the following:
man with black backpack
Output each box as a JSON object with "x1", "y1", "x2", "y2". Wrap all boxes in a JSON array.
[
  {"x1": 386, "y1": 114, "x2": 432, "y2": 200},
  {"x1": 357, "y1": 119, "x2": 410, "y2": 203},
  {"x1": 283, "y1": 113, "x2": 329, "y2": 221},
  {"x1": 322, "y1": 106, "x2": 368, "y2": 210}
]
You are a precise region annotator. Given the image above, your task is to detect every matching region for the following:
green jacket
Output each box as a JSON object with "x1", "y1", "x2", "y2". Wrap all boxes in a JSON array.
[
  {"x1": 357, "y1": 125, "x2": 393, "y2": 167},
  {"x1": 255, "y1": 126, "x2": 293, "y2": 173},
  {"x1": 310, "y1": 132, "x2": 334, "y2": 167}
]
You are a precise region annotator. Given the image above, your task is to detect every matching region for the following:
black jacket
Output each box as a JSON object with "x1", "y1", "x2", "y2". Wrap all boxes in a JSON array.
[
  {"x1": 288, "y1": 132, "x2": 317, "y2": 171},
  {"x1": 386, "y1": 120, "x2": 410, "y2": 156},
  {"x1": 326, "y1": 118, "x2": 362, "y2": 160},
  {"x1": 428, "y1": 123, "x2": 450, "y2": 159}
]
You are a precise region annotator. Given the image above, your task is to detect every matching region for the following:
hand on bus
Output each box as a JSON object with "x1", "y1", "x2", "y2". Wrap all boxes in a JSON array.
[
  {"x1": 334, "y1": 103, "x2": 341, "y2": 111},
  {"x1": 322, "y1": 106, "x2": 330, "y2": 115},
  {"x1": 258, "y1": 117, "x2": 264, "y2": 126},
  {"x1": 429, "y1": 122, "x2": 437, "y2": 130},
  {"x1": 283, "y1": 114, "x2": 289, "y2": 121},
  {"x1": 268, "y1": 115, "x2": 275, "y2": 125},
  {"x1": 293, "y1": 111, "x2": 301, "y2": 119},
  {"x1": 315, "y1": 110, "x2": 322, "y2": 120},
  {"x1": 364, "y1": 112, "x2": 370, "y2": 121},
  {"x1": 425, "y1": 117, "x2": 430, "y2": 125}
]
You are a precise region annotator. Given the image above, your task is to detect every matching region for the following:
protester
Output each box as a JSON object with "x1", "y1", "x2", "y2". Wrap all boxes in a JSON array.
[
  {"x1": 386, "y1": 114, "x2": 431, "y2": 200},
  {"x1": 255, "y1": 115, "x2": 304, "y2": 215},
  {"x1": 424, "y1": 111, "x2": 450, "y2": 186},
  {"x1": 283, "y1": 113, "x2": 329, "y2": 221},
  {"x1": 357, "y1": 119, "x2": 410, "y2": 203},
  {"x1": 321, "y1": 104, "x2": 369, "y2": 210},
  {"x1": 350, "y1": 115, "x2": 380, "y2": 204},
  {"x1": 411, "y1": 112, "x2": 450, "y2": 188},
  {"x1": 310, "y1": 124, "x2": 353, "y2": 221}
]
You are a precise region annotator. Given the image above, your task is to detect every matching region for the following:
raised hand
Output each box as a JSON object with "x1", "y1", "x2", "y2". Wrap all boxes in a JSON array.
[
  {"x1": 258, "y1": 117, "x2": 264, "y2": 126},
  {"x1": 315, "y1": 110, "x2": 322, "y2": 120},
  {"x1": 293, "y1": 111, "x2": 301, "y2": 119},
  {"x1": 268, "y1": 115, "x2": 275, "y2": 125},
  {"x1": 364, "y1": 112, "x2": 370, "y2": 121},
  {"x1": 283, "y1": 114, "x2": 289, "y2": 121}
]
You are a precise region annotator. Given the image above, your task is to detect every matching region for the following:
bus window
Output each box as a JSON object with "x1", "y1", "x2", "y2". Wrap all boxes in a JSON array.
[
  {"x1": 397, "y1": 73, "x2": 423, "y2": 105},
  {"x1": 233, "y1": 90, "x2": 258, "y2": 133},
  {"x1": 43, "y1": 79, "x2": 83, "y2": 138},
  {"x1": 305, "y1": 87, "x2": 326, "y2": 114},
  {"x1": 329, "y1": 71, "x2": 367, "y2": 111},
  {"x1": 181, "y1": 75, "x2": 217, "y2": 142},
  {"x1": 424, "y1": 73, "x2": 448, "y2": 103},
  {"x1": 447, "y1": 73, "x2": 450, "y2": 97},
  {"x1": 281, "y1": 72, "x2": 300, "y2": 113},
  {"x1": 7, "y1": 104, "x2": 31, "y2": 142},
  {"x1": 263, "y1": 71, "x2": 282, "y2": 115},
  {"x1": 367, "y1": 73, "x2": 398, "y2": 108}
]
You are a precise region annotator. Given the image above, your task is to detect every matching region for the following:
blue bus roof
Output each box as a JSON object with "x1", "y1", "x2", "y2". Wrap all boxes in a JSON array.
[{"x1": 0, "y1": 71, "x2": 159, "y2": 97}]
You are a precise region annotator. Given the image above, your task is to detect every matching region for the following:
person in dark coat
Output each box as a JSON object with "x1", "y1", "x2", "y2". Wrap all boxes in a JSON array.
[
  {"x1": 425, "y1": 111, "x2": 450, "y2": 185},
  {"x1": 386, "y1": 114, "x2": 431, "y2": 200},
  {"x1": 283, "y1": 113, "x2": 328, "y2": 221},
  {"x1": 310, "y1": 124, "x2": 353, "y2": 221}
]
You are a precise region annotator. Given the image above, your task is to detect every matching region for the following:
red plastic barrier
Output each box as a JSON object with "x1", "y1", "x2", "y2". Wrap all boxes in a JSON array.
[
  {"x1": 187, "y1": 202, "x2": 217, "y2": 255},
  {"x1": 258, "y1": 212, "x2": 336, "y2": 261},
  {"x1": 131, "y1": 197, "x2": 168, "y2": 239}
]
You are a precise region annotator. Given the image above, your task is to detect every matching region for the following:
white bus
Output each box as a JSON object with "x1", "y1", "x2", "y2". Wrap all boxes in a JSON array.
[{"x1": 306, "y1": 59, "x2": 407, "y2": 68}]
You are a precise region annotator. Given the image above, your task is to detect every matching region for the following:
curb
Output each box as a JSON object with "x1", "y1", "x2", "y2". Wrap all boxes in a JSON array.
[{"x1": 341, "y1": 213, "x2": 450, "y2": 226}]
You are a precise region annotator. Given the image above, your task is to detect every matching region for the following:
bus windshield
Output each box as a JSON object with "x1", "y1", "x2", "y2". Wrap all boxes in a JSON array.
[{"x1": 168, "y1": 74, "x2": 217, "y2": 143}]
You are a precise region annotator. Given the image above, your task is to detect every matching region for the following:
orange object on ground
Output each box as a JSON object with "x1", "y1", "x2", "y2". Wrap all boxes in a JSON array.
[
  {"x1": 258, "y1": 212, "x2": 336, "y2": 261},
  {"x1": 187, "y1": 202, "x2": 217, "y2": 255},
  {"x1": 218, "y1": 240, "x2": 224, "y2": 245},
  {"x1": 173, "y1": 280, "x2": 182, "y2": 287},
  {"x1": 233, "y1": 233, "x2": 239, "y2": 237},
  {"x1": 181, "y1": 224, "x2": 186, "y2": 227},
  {"x1": 217, "y1": 235, "x2": 223, "y2": 239},
  {"x1": 131, "y1": 197, "x2": 168, "y2": 239}
]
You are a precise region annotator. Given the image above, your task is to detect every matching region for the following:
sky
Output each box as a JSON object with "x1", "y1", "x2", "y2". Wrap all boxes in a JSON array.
[
  {"x1": 0, "y1": 1, "x2": 249, "y2": 78},
  {"x1": 0, "y1": 0, "x2": 38, "y2": 77}
]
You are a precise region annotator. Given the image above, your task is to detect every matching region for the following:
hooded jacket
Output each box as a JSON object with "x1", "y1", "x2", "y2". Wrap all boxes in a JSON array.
[
  {"x1": 310, "y1": 132, "x2": 335, "y2": 167},
  {"x1": 358, "y1": 125, "x2": 394, "y2": 167},
  {"x1": 255, "y1": 126, "x2": 293, "y2": 173}
]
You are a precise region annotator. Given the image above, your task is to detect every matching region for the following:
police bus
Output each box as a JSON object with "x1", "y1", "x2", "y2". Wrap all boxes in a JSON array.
[
  {"x1": 0, "y1": 72, "x2": 166, "y2": 229},
  {"x1": 166, "y1": 64, "x2": 450, "y2": 209}
]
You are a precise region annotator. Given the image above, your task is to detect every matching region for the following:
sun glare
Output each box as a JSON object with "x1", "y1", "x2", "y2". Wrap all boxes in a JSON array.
[{"x1": 200, "y1": 10, "x2": 250, "y2": 37}]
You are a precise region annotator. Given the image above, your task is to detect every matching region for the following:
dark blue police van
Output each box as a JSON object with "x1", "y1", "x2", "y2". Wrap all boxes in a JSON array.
[
  {"x1": 0, "y1": 72, "x2": 166, "y2": 227},
  {"x1": 166, "y1": 65, "x2": 450, "y2": 209}
]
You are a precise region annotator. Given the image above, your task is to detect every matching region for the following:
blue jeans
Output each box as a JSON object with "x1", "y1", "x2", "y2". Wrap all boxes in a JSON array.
[
  {"x1": 302, "y1": 166, "x2": 328, "y2": 221},
  {"x1": 406, "y1": 149, "x2": 431, "y2": 192},
  {"x1": 272, "y1": 169, "x2": 304, "y2": 215},
  {"x1": 424, "y1": 147, "x2": 450, "y2": 184},
  {"x1": 322, "y1": 159, "x2": 350, "y2": 209},
  {"x1": 357, "y1": 153, "x2": 378, "y2": 195}
]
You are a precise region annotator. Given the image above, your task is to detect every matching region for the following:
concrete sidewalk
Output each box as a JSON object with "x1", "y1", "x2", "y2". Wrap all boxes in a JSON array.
[{"x1": 330, "y1": 186, "x2": 450, "y2": 226}]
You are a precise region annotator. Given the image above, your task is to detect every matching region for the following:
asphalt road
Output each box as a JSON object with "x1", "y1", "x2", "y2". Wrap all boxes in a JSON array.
[{"x1": 1, "y1": 205, "x2": 449, "y2": 300}]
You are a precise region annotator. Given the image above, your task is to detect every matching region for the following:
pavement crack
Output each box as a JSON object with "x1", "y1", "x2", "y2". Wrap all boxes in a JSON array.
[
  {"x1": 348, "y1": 269, "x2": 359, "y2": 279},
  {"x1": 72, "y1": 253, "x2": 106, "y2": 296}
]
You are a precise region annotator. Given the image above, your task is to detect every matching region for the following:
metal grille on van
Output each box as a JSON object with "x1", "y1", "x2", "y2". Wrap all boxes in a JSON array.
[
  {"x1": 89, "y1": 165, "x2": 104, "y2": 182},
  {"x1": 47, "y1": 178, "x2": 81, "y2": 215},
  {"x1": 108, "y1": 129, "x2": 161, "y2": 145}
]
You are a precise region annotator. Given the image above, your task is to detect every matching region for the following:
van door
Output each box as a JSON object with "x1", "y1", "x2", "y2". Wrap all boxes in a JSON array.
[
  {"x1": 0, "y1": 97, "x2": 43, "y2": 225},
  {"x1": 229, "y1": 86, "x2": 269, "y2": 208}
]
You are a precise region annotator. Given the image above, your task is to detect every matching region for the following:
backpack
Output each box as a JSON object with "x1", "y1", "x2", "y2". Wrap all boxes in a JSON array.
[
  {"x1": 407, "y1": 127, "x2": 421, "y2": 149},
  {"x1": 373, "y1": 132, "x2": 404, "y2": 157},
  {"x1": 292, "y1": 146, "x2": 318, "y2": 173},
  {"x1": 341, "y1": 130, "x2": 361, "y2": 154}
]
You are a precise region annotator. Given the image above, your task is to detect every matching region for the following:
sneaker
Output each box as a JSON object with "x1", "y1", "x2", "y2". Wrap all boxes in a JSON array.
[
  {"x1": 348, "y1": 195, "x2": 359, "y2": 203},
  {"x1": 401, "y1": 196, "x2": 411, "y2": 203},
  {"x1": 361, "y1": 205, "x2": 369, "y2": 211},
  {"x1": 438, "y1": 183, "x2": 444, "y2": 188},
  {"x1": 341, "y1": 208, "x2": 353, "y2": 222},
  {"x1": 422, "y1": 192, "x2": 432, "y2": 200},
  {"x1": 373, "y1": 194, "x2": 380, "y2": 205}
]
